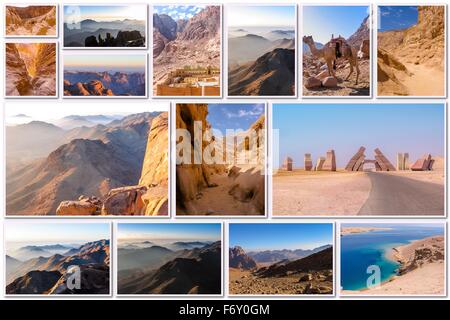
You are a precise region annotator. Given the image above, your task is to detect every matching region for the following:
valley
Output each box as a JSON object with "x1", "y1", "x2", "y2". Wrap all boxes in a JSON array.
[{"x1": 6, "y1": 109, "x2": 168, "y2": 216}]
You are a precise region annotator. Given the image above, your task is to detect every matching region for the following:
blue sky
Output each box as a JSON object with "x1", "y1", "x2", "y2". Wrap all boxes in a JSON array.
[
  {"x1": 273, "y1": 104, "x2": 444, "y2": 168},
  {"x1": 154, "y1": 5, "x2": 205, "y2": 20},
  {"x1": 5, "y1": 223, "x2": 110, "y2": 244},
  {"x1": 378, "y1": 6, "x2": 418, "y2": 32},
  {"x1": 64, "y1": 5, "x2": 146, "y2": 22},
  {"x1": 229, "y1": 223, "x2": 333, "y2": 251},
  {"x1": 118, "y1": 223, "x2": 221, "y2": 241},
  {"x1": 303, "y1": 6, "x2": 369, "y2": 44},
  {"x1": 207, "y1": 104, "x2": 264, "y2": 135},
  {"x1": 228, "y1": 5, "x2": 296, "y2": 27}
]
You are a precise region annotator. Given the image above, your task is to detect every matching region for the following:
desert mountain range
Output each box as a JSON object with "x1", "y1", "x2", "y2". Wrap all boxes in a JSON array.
[
  {"x1": 118, "y1": 241, "x2": 221, "y2": 294},
  {"x1": 6, "y1": 43, "x2": 56, "y2": 96},
  {"x1": 378, "y1": 6, "x2": 445, "y2": 96},
  {"x1": 64, "y1": 71, "x2": 146, "y2": 96},
  {"x1": 6, "y1": 112, "x2": 168, "y2": 216},
  {"x1": 6, "y1": 239, "x2": 110, "y2": 295},
  {"x1": 176, "y1": 104, "x2": 265, "y2": 215},
  {"x1": 6, "y1": 5, "x2": 56, "y2": 36},
  {"x1": 228, "y1": 31, "x2": 295, "y2": 96},
  {"x1": 153, "y1": 6, "x2": 220, "y2": 93}
]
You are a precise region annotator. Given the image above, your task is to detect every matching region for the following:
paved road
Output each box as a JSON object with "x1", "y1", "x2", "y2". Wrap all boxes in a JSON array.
[{"x1": 358, "y1": 172, "x2": 445, "y2": 216}]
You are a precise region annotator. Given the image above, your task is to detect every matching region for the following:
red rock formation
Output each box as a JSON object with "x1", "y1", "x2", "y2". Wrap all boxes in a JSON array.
[{"x1": 5, "y1": 43, "x2": 56, "y2": 96}]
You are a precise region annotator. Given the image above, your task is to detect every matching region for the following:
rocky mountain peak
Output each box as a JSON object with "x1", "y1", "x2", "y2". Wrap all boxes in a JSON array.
[
  {"x1": 347, "y1": 15, "x2": 370, "y2": 47},
  {"x1": 229, "y1": 246, "x2": 257, "y2": 270},
  {"x1": 179, "y1": 6, "x2": 220, "y2": 41}
]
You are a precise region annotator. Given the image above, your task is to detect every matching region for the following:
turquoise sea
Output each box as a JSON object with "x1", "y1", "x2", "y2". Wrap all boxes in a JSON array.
[{"x1": 340, "y1": 224, "x2": 444, "y2": 291}]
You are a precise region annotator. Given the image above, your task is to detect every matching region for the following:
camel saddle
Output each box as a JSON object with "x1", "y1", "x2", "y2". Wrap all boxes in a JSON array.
[{"x1": 327, "y1": 36, "x2": 350, "y2": 58}]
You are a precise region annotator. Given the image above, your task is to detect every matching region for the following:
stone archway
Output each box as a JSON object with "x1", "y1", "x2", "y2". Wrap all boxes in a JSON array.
[{"x1": 345, "y1": 146, "x2": 396, "y2": 172}]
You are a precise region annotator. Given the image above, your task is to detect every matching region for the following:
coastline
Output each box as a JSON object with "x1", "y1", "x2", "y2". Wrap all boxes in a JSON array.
[
  {"x1": 342, "y1": 235, "x2": 445, "y2": 295},
  {"x1": 341, "y1": 227, "x2": 392, "y2": 236}
]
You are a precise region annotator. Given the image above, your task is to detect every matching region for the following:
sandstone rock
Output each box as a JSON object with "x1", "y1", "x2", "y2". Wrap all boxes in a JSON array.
[
  {"x1": 316, "y1": 70, "x2": 331, "y2": 80},
  {"x1": 315, "y1": 157, "x2": 325, "y2": 171},
  {"x1": 176, "y1": 104, "x2": 211, "y2": 207},
  {"x1": 283, "y1": 156, "x2": 293, "y2": 171},
  {"x1": 228, "y1": 167, "x2": 265, "y2": 214},
  {"x1": 141, "y1": 186, "x2": 168, "y2": 216},
  {"x1": 322, "y1": 150, "x2": 336, "y2": 171},
  {"x1": 228, "y1": 165, "x2": 241, "y2": 178},
  {"x1": 304, "y1": 153, "x2": 313, "y2": 171},
  {"x1": 101, "y1": 185, "x2": 147, "y2": 216},
  {"x1": 139, "y1": 112, "x2": 169, "y2": 188},
  {"x1": 304, "y1": 76, "x2": 321, "y2": 89},
  {"x1": 322, "y1": 76, "x2": 338, "y2": 87},
  {"x1": 5, "y1": 43, "x2": 31, "y2": 96},
  {"x1": 299, "y1": 273, "x2": 313, "y2": 282},
  {"x1": 56, "y1": 200, "x2": 100, "y2": 216}
]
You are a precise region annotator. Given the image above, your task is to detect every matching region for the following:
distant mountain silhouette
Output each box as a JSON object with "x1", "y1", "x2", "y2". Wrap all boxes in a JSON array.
[
  {"x1": 119, "y1": 242, "x2": 221, "y2": 294},
  {"x1": 228, "y1": 48, "x2": 295, "y2": 96},
  {"x1": 6, "y1": 239, "x2": 110, "y2": 295}
]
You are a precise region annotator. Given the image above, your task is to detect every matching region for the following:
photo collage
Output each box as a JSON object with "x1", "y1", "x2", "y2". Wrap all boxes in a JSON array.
[{"x1": 0, "y1": 1, "x2": 447, "y2": 299}]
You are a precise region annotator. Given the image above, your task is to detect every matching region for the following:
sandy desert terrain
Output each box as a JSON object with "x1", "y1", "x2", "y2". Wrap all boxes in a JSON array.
[
  {"x1": 229, "y1": 268, "x2": 333, "y2": 295},
  {"x1": 273, "y1": 170, "x2": 370, "y2": 215},
  {"x1": 273, "y1": 160, "x2": 444, "y2": 216},
  {"x1": 377, "y1": 6, "x2": 445, "y2": 96},
  {"x1": 6, "y1": 5, "x2": 56, "y2": 36}
]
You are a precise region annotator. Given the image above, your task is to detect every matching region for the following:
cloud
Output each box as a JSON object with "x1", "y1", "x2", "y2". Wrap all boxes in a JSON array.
[{"x1": 224, "y1": 105, "x2": 264, "y2": 118}]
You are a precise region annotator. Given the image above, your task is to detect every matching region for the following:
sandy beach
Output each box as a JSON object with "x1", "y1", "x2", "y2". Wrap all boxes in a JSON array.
[
  {"x1": 343, "y1": 235, "x2": 445, "y2": 295},
  {"x1": 273, "y1": 170, "x2": 370, "y2": 216}
]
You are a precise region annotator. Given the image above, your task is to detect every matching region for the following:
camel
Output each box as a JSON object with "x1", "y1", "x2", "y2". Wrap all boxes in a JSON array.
[{"x1": 303, "y1": 35, "x2": 360, "y2": 85}]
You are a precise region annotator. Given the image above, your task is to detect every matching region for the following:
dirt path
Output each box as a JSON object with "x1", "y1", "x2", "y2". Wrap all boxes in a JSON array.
[
  {"x1": 177, "y1": 173, "x2": 261, "y2": 216},
  {"x1": 400, "y1": 63, "x2": 445, "y2": 96}
]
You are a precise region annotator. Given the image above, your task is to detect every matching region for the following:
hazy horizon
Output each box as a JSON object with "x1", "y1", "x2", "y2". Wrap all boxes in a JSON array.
[
  {"x1": 342, "y1": 223, "x2": 445, "y2": 230},
  {"x1": 5, "y1": 223, "x2": 110, "y2": 245},
  {"x1": 118, "y1": 223, "x2": 221, "y2": 242},
  {"x1": 227, "y1": 5, "x2": 295, "y2": 28},
  {"x1": 273, "y1": 104, "x2": 445, "y2": 168},
  {"x1": 229, "y1": 223, "x2": 333, "y2": 252},
  {"x1": 5, "y1": 102, "x2": 168, "y2": 126},
  {"x1": 64, "y1": 54, "x2": 146, "y2": 73},
  {"x1": 64, "y1": 5, "x2": 146, "y2": 23}
]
